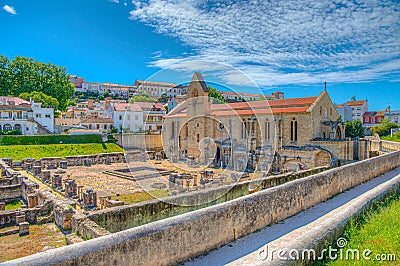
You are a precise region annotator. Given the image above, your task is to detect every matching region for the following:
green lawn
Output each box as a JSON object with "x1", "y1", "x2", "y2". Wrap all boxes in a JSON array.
[
  {"x1": 5, "y1": 200, "x2": 22, "y2": 210},
  {"x1": 112, "y1": 190, "x2": 168, "y2": 204},
  {"x1": 0, "y1": 143, "x2": 123, "y2": 161},
  {"x1": 327, "y1": 196, "x2": 400, "y2": 265},
  {"x1": 381, "y1": 135, "x2": 400, "y2": 142}
]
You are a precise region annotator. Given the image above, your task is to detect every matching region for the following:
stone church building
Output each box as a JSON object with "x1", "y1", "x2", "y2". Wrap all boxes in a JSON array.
[{"x1": 163, "y1": 72, "x2": 354, "y2": 173}]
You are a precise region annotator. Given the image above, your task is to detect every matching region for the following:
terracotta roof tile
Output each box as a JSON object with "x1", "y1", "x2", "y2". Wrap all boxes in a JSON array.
[{"x1": 346, "y1": 100, "x2": 367, "y2": 106}]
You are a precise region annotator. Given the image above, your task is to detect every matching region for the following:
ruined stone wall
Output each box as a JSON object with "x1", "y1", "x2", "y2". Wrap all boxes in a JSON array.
[
  {"x1": 72, "y1": 213, "x2": 110, "y2": 240},
  {"x1": 21, "y1": 152, "x2": 126, "y2": 169},
  {"x1": 114, "y1": 133, "x2": 162, "y2": 150},
  {"x1": 0, "y1": 184, "x2": 22, "y2": 201},
  {"x1": 10, "y1": 151, "x2": 400, "y2": 266},
  {"x1": 88, "y1": 166, "x2": 329, "y2": 233}
]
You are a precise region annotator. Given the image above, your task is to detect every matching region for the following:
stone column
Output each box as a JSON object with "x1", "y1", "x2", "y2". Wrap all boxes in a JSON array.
[{"x1": 32, "y1": 166, "x2": 42, "y2": 177}]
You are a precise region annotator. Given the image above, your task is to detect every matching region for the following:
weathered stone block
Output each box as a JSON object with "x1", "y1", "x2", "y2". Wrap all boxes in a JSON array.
[
  {"x1": 0, "y1": 202, "x2": 5, "y2": 211},
  {"x1": 60, "y1": 161, "x2": 68, "y2": 169},
  {"x1": 18, "y1": 222, "x2": 29, "y2": 236},
  {"x1": 16, "y1": 214, "x2": 25, "y2": 225}
]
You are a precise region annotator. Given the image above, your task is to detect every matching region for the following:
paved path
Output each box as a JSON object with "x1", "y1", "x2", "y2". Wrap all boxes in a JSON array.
[{"x1": 186, "y1": 167, "x2": 400, "y2": 266}]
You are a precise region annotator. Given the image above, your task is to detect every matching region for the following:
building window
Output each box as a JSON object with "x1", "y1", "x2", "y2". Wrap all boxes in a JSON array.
[
  {"x1": 45, "y1": 114, "x2": 51, "y2": 118},
  {"x1": 36, "y1": 114, "x2": 41, "y2": 118},
  {"x1": 371, "y1": 117, "x2": 375, "y2": 123},
  {"x1": 135, "y1": 115, "x2": 138, "y2": 120},
  {"x1": 127, "y1": 115, "x2": 130, "y2": 121},
  {"x1": 366, "y1": 117, "x2": 369, "y2": 122},
  {"x1": 97, "y1": 124, "x2": 100, "y2": 129},
  {"x1": 378, "y1": 117, "x2": 381, "y2": 123},
  {"x1": 265, "y1": 120, "x2": 270, "y2": 141},
  {"x1": 290, "y1": 118, "x2": 297, "y2": 142},
  {"x1": 119, "y1": 115, "x2": 122, "y2": 120},
  {"x1": 197, "y1": 134, "x2": 200, "y2": 143},
  {"x1": 330, "y1": 108, "x2": 332, "y2": 116}
]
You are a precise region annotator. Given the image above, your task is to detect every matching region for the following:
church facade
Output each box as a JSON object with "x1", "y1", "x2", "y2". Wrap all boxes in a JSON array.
[{"x1": 163, "y1": 72, "x2": 354, "y2": 173}]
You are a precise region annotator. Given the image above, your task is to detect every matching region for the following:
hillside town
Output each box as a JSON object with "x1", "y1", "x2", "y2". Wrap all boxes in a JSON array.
[
  {"x1": 1, "y1": 74, "x2": 397, "y2": 138},
  {"x1": 1, "y1": 0, "x2": 399, "y2": 264}
]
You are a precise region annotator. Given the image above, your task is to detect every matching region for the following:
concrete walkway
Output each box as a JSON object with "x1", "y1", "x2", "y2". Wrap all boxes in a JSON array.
[{"x1": 186, "y1": 167, "x2": 400, "y2": 266}]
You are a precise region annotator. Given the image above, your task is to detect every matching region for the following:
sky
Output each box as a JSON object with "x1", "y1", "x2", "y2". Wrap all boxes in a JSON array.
[{"x1": 1, "y1": 0, "x2": 399, "y2": 110}]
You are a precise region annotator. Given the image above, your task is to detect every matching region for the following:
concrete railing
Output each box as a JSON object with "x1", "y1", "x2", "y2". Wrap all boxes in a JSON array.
[
  {"x1": 6, "y1": 151, "x2": 400, "y2": 266},
  {"x1": 88, "y1": 166, "x2": 328, "y2": 233},
  {"x1": 381, "y1": 140, "x2": 400, "y2": 151}
]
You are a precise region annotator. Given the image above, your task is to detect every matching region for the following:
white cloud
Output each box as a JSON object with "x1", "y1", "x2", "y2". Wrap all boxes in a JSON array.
[
  {"x1": 128, "y1": 0, "x2": 400, "y2": 87},
  {"x1": 109, "y1": 0, "x2": 119, "y2": 3},
  {"x1": 2, "y1": 5, "x2": 17, "y2": 15}
]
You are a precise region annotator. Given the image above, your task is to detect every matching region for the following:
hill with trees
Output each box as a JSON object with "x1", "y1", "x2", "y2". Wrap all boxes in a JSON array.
[{"x1": 0, "y1": 56, "x2": 74, "y2": 110}]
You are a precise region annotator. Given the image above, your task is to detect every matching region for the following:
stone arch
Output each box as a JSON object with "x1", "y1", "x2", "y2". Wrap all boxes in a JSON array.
[
  {"x1": 313, "y1": 150, "x2": 331, "y2": 167},
  {"x1": 3, "y1": 124, "x2": 12, "y2": 131},
  {"x1": 14, "y1": 124, "x2": 22, "y2": 132},
  {"x1": 283, "y1": 159, "x2": 306, "y2": 172}
]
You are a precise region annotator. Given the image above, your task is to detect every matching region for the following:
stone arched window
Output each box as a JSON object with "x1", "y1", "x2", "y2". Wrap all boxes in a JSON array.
[{"x1": 290, "y1": 118, "x2": 297, "y2": 142}]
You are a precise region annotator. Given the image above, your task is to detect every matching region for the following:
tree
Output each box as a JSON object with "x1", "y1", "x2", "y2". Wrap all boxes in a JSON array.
[
  {"x1": 158, "y1": 93, "x2": 169, "y2": 104},
  {"x1": 372, "y1": 118, "x2": 399, "y2": 136},
  {"x1": 129, "y1": 92, "x2": 157, "y2": 103},
  {"x1": 207, "y1": 86, "x2": 226, "y2": 103},
  {"x1": 0, "y1": 55, "x2": 74, "y2": 110},
  {"x1": 345, "y1": 120, "x2": 365, "y2": 138},
  {"x1": 19, "y1": 91, "x2": 59, "y2": 110},
  {"x1": 351, "y1": 95, "x2": 357, "y2": 101}
]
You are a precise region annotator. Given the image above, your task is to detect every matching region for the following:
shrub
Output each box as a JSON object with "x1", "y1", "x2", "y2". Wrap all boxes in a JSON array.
[{"x1": 0, "y1": 134, "x2": 102, "y2": 145}]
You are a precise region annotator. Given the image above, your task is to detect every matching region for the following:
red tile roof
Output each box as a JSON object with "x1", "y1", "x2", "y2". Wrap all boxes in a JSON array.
[
  {"x1": 114, "y1": 103, "x2": 142, "y2": 112},
  {"x1": 134, "y1": 102, "x2": 166, "y2": 111},
  {"x1": 346, "y1": 100, "x2": 367, "y2": 106},
  {"x1": 0, "y1": 96, "x2": 30, "y2": 106}
]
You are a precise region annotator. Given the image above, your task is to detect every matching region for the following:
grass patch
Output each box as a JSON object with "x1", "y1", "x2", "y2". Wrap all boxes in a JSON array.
[
  {"x1": 381, "y1": 135, "x2": 400, "y2": 142},
  {"x1": 0, "y1": 223, "x2": 66, "y2": 263},
  {"x1": 112, "y1": 190, "x2": 168, "y2": 204},
  {"x1": 5, "y1": 200, "x2": 22, "y2": 211},
  {"x1": 0, "y1": 143, "x2": 123, "y2": 161},
  {"x1": 318, "y1": 192, "x2": 400, "y2": 265}
]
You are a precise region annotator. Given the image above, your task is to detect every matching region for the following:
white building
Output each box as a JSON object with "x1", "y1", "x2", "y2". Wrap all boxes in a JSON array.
[
  {"x1": 0, "y1": 96, "x2": 54, "y2": 135},
  {"x1": 134, "y1": 80, "x2": 182, "y2": 99},
  {"x1": 385, "y1": 107, "x2": 400, "y2": 125},
  {"x1": 345, "y1": 100, "x2": 368, "y2": 122},
  {"x1": 79, "y1": 82, "x2": 135, "y2": 99},
  {"x1": 113, "y1": 102, "x2": 143, "y2": 133},
  {"x1": 335, "y1": 103, "x2": 353, "y2": 122}
]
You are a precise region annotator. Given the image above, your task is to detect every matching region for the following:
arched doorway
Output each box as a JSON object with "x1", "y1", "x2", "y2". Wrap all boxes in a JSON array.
[
  {"x1": 313, "y1": 151, "x2": 331, "y2": 167},
  {"x1": 336, "y1": 127, "x2": 342, "y2": 140},
  {"x1": 3, "y1": 124, "x2": 12, "y2": 131}
]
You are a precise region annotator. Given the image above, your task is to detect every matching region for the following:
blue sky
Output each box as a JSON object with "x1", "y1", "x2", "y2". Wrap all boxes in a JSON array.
[{"x1": 1, "y1": 0, "x2": 399, "y2": 110}]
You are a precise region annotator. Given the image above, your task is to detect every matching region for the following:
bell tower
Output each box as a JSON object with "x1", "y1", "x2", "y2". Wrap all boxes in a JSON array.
[{"x1": 187, "y1": 72, "x2": 210, "y2": 117}]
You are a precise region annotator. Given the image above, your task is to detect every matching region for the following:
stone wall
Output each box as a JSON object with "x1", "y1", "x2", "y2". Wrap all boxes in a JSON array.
[
  {"x1": 9, "y1": 151, "x2": 400, "y2": 266},
  {"x1": 89, "y1": 166, "x2": 329, "y2": 233},
  {"x1": 72, "y1": 213, "x2": 110, "y2": 240},
  {"x1": 114, "y1": 133, "x2": 163, "y2": 151},
  {"x1": 382, "y1": 140, "x2": 400, "y2": 151},
  {"x1": 0, "y1": 184, "x2": 22, "y2": 201}
]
